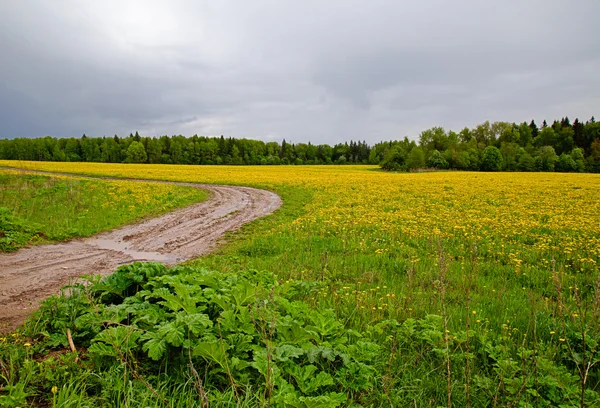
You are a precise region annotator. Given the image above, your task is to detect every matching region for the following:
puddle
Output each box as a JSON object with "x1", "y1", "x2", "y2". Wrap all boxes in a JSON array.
[{"x1": 88, "y1": 238, "x2": 179, "y2": 264}]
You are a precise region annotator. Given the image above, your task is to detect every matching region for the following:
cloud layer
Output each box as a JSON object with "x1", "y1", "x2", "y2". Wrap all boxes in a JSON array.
[{"x1": 1, "y1": 0, "x2": 598, "y2": 143}]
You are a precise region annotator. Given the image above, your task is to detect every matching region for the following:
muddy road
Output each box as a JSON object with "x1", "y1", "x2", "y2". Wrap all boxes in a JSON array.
[{"x1": 0, "y1": 172, "x2": 281, "y2": 333}]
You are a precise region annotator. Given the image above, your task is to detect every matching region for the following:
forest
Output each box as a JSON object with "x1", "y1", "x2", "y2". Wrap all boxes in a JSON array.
[{"x1": 1, "y1": 116, "x2": 599, "y2": 172}]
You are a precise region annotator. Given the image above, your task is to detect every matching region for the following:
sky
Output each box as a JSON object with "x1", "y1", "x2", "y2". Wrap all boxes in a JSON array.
[{"x1": 0, "y1": 1, "x2": 598, "y2": 144}]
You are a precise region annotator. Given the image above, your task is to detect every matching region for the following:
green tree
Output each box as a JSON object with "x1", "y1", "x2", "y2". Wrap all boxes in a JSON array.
[
  {"x1": 536, "y1": 126, "x2": 556, "y2": 148},
  {"x1": 146, "y1": 138, "x2": 163, "y2": 164},
  {"x1": 471, "y1": 121, "x2": 493, "y2": 146},
  {"x1": 571, "y1": 148, "x2": 586, "y2": 172},
  {"x1": 518, "y1": 122, "x2": 533, "y2": 147},
  {"x1": 462, "y1": 147, "x2": 481, "y2": 170},
  {"x1": 380, "y1": 147, "x2": 407, "y2": 171},
  {"x1": 585, "y1": 139, "x2": 600, "y2": 172},
  {"x1": 419, "y1": 127, "x2": 449, "y2": 152},
  {"x1": 169, "y1": 138, "x2": 184, "y2": 163},
  {"x1": 555, "y1": 126, "x2": 574, "y2": 155},
  {"x1": 459, "y1": 127, "x2": 472, "y2": 143},
  {"x1": 101, "y1": 137, "x2": 122, "y2": 162},
  {"x1": 231, "y1": 145, "x2": 243, "y2": 165},
  {"x1": 427, "y1": 150, "x2": 448, "y2": 169},
  {"x1": 499, "y1": 143, "x2": 518, "y2": 170},
  {"x1": 405, "y1": 147, "x2": 425, "y2": 170},
  {"x1": 535, "y1": 146, "x2": 558, "y2": 171},
  {"x1": 555, "y1": 153, "x2": 576, "y2": 172},
  {"x1": 517, "y1": 153, "x2": 536, "y2": 171},
  {"x1": 584, "y1": 122, "x2": 600, "y2": 153},
  {"x1": 64, "y1": 138, "x2": 81, "y2": 161},
  {"x1": 529, "y1": 119, "x2": 539, "y2": 139},
  {"x1": 52, "y1": 143, "x2": 66, "y2": 161},
  {"x1": 480, "y1": 146, "x2": 504, "y2": 171},
  {"x1": 125, "y1": 141, "x2": 148, "y2": 163}
]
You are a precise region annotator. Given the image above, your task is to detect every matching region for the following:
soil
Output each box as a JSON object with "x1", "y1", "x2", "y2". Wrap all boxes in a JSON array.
[{"x1": 0, "y1": 171, "x2": 281, "y2": 333}]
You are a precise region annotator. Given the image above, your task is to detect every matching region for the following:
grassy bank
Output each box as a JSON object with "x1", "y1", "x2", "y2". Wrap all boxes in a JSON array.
[{"x1": 0, "y1": 169, "x2": 207, "y2": 251}]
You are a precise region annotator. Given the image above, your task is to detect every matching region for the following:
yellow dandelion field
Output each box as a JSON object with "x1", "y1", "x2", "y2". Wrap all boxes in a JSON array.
[
  {"x1": 4, "y1": 161, "x2": 599, "y2": 272},
  {"x1": 2, "y1": 160, "x2": 600, "y2": 406}
]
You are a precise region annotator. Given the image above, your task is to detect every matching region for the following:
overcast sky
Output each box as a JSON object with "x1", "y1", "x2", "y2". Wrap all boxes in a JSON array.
[{"x1": 1, "y1": 1, "x2": 598, "y2": 144}]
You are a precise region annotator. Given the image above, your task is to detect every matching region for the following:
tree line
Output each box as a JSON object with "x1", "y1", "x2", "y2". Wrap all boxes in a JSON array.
[
  {"x1": 376, "y1": 117, "x2": 600, "y2": 172},
  {"x1": 0, "y1": 133, "x2": 371, "y2": 166},
  {"x1": 1, "y1": 116, "x2": 599, "y2": 172}
]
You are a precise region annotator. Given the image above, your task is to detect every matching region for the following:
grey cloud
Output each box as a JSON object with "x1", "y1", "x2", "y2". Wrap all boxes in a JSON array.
[{"x1": 0, "y1": 1, "x2": 598, "y2": 143}]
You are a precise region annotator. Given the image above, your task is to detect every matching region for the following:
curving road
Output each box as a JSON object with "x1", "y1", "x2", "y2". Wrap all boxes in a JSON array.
[{"x1": 0, "y1": 173, "x2": 281, "y2": 333}]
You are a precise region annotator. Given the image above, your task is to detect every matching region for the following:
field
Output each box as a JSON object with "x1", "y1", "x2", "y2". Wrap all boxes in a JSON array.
[
  {"x1": 1, "y1": 161, "x2": 600, "y2": 407},
  {"x1": 0, "y1": 169, "x2": 207, "y2": 252}
]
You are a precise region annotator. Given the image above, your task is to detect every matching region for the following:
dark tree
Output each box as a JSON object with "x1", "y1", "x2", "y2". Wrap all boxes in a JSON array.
[{"x1": 529, "y1": 120, "x2": 539, "y2": 138}]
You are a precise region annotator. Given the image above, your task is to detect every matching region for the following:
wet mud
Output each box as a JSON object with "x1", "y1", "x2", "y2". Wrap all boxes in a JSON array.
[{"x1": 0, "y1": 171, "x2": 281, "y2": 333}]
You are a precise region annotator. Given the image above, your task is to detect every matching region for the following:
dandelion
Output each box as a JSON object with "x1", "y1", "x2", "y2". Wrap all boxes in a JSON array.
[
  {"x1": 6, "y1": 160, "x2": 600, "y2": 375},
  {"x1": 51, "y1": 386, "x2": 58, "y2": 394}
]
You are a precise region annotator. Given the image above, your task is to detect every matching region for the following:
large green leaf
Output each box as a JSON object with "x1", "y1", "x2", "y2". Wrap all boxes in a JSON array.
[{"x1": 193, "y1": 341, "x2": 229, "y2": 368}]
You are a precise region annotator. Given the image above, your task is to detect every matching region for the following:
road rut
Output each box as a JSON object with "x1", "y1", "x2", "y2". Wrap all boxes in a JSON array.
[{"x1": 0, "y1": 173, "x2": 281, "y2": 333}]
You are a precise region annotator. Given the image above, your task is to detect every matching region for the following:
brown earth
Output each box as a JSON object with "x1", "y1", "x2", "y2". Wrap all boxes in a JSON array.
[{"x1": 0, "y1": 173, "x2": 281, "y2": 333}]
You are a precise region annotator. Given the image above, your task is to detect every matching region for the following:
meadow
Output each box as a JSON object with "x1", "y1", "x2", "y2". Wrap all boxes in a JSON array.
[
  {"x1": 0, "y1": 169, "x2": 207, "y2": 251},
  {"x1": 1, "y1": 161, "x2": 599, "y2": 407}
]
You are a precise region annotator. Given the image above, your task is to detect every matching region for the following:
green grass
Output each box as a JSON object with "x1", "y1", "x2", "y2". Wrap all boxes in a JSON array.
[
  {"x1": 0, "y1": 171, "x2": 207, "y2": 252},
  {"x1": 188, "y1": 184, "x2": 600, "y2": 407},
  {"x1": 1, "y1": 166, "x2": 599, "y2": 407}
]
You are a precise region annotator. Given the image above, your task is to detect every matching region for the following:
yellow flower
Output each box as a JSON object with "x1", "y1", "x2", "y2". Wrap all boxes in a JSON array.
[
  {"x1": 51, "y1": 386, "x2": 58, "y2": 394},
  {"x1": 23, "y1": 342, "x2": 31, "y2": 347},
  {"x1": 4, "y1": 161, "x2": 600, "y2": 356}
]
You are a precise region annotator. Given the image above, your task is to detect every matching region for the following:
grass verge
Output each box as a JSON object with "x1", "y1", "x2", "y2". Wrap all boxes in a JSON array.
[{"x1": 0, "y1": 170, "x2": 207, "y2": 252}]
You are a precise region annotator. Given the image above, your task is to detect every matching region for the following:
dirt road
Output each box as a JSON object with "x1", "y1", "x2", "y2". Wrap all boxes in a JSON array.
[{"x1": 0, "y1": 174, "x2": 281, "y2": 333}]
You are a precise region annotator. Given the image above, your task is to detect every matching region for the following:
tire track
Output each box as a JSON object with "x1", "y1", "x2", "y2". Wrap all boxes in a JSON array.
[{"x1": 0, "y1": 170, "x2": 281, "y2": 333}]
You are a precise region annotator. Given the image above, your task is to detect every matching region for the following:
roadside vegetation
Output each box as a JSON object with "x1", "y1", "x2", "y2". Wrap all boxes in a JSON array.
[
  {"x1": 0, "y1": 170, "x2": 207, "y2": 252},
  {"x1": 1, "y1": 162, "x2": 599, "y2": 407}
]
